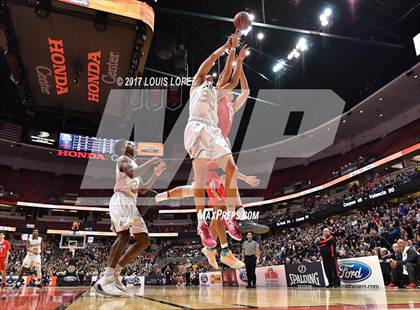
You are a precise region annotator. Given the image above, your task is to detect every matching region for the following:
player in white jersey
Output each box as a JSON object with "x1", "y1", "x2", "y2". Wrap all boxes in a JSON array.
[
  {"x1": 15, "y1": 229, "x2": 44, "y2": 288},
  {"x1": 94, "y1": 139, "x2": 166, "y2": 297},
  {"x1": 184, "y1": 32, "x2": 264, "y2": 248}
]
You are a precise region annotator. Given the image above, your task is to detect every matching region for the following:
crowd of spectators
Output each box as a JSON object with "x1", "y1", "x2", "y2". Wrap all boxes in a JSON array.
[
  {"x1": 254, "y1": 201, "x2": 419, "y2": 265},
  {"x1": 6, "y1": 239, "x2": 160, "y2": 285},
  {"x1": 160, "y1": 199, "x2": 419, "y2": 287},
  {"x1": 258, "y1": 164, "x2": 418, "y2": 225},
  {"x1": 3, "y1": 199, "x2": 418, "y2": 287},
  {"x1": 2, "y1": 164, "x2": 419, "y2": 288}
]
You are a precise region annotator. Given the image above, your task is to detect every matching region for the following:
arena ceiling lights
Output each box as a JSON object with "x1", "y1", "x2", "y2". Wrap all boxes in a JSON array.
[
  {"x1": 272, "y1": 37, "x2": 310, "y2": 74},
  {"x1": 319, "y1": 7, "x2": 333, "y2": 27}
]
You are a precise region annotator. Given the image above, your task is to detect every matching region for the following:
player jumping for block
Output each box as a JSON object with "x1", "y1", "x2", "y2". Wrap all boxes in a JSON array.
[
  {"x1": 157, "y1": 162, "x2": 259, "y2": 269},
  {"x1": 183, "y1": 32, "x2": 268, "y2": 249}
]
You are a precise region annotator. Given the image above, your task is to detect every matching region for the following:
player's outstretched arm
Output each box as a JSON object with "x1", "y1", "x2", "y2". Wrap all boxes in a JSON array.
[
  {"x1": 232, "y1": 66, "x2": 250, "y2": 113},
  {"x1": 217, "y1": 47, "x2": 236, "y2": 88},
  {"x1": 120, "y1": 156, "x2": 162, "y2": 179},
  {"x1": 221, "y1": 171, "x2": 260, "y2": 187},
  {"x1": 220, "y1": 44, "x2": 248, "y2": 91},
  {"x1": 136, "y1": 162, "x2": 167, "y2": 195},
  {"x1": 238, "y1": 171, "x2": 260, "y2": 187},
  {"x1": 41, "y1": 240, "x2": 45, "y2": 256},
  {"x1": 133, "y1": 157, "x2": 163, "y2": 178},
  {"x1": 193, "y1": 31, "x2": 240, "y2": 87}
]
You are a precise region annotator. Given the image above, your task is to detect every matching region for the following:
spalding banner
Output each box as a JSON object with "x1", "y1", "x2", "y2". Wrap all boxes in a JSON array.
[
  {"x1": 285, "y1": 262, "x2": 326, "y2": 287},
  {"x1": 338, "y1": 256, "x2": 385, "y2": 288}
]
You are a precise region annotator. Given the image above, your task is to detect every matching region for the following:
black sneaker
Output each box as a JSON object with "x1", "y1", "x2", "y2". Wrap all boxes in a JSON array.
[
  {"x1": 237, "y1": 219, "x2": 269, "y2": 234},
  {"x1": 14, "y1": 282, "x2": 21, "y2": 289}
]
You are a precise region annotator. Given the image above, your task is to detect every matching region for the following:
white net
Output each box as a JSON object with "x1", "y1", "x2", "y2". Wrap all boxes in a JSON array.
[{"x1": 68, "y1": 241, "x2": 77, "y2": 257}]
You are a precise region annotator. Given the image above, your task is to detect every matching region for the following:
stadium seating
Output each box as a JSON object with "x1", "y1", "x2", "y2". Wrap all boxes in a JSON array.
[
  {"x1": 18, "y1": 169, "x2": 55, "y2": 203},
  {"x1": 0, "y1": 120, "x2": 417, "y2": 203},
  {"x1": 0, "y1": 164, "x2": 14, "y2": 192},
  {"x1": 264, "y1": 120, "x2": 419, "y2": 198}
]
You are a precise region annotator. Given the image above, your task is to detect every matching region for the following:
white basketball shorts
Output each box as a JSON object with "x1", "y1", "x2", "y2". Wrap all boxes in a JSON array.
[
  {"x1": 109, "y1": 192, "x2": 148, "y2": 235},
  {"x1": 184, "y1": 120, "x2": 231, "y2": 160},
  {"x1": 22, "y1": 253, "x2": 41, "y2": 268}
]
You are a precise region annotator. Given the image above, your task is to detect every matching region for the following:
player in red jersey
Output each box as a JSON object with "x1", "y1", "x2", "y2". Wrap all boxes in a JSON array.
[
  {"x1": 203, "y1": 164, "x2": 247, "y2": 269},
  {"x1": 158, "y1": 41, "x2": 268, "y2": 267},
  {"x1": 155, "y1": 161, "x2": 260, "y2": 241},
  {"x1": 214, "y1": 47, "x2": 269, "y2": 236},
  {"x1": 157, "y1": 48, "x2": 268, "y2": 235},
  {"x1": 0, "y1": 232, "x2": 11, "y2": 289},
  {"x1": 156, "y1": 161, "x2": 258, "y2": 269}
]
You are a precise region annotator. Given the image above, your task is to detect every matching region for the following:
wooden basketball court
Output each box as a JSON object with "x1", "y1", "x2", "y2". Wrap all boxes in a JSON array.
[{"x1": 1, "y1": 286, "x2": 419, "y2": 309}]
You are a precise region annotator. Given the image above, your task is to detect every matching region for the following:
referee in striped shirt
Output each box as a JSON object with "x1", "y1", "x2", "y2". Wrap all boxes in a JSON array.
[{"x1": 241, "y1": 232, "x2": 260, "y2": 288}]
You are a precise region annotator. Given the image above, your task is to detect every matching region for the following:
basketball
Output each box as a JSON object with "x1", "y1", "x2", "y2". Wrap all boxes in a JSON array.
[{"x1": 233, "y1": 11, "x2": 252, "y2": 30}]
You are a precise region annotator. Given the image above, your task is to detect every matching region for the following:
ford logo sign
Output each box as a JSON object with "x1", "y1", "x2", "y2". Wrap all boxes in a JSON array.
[
  {"x1": 338, "y1": 261, "x2": 371, "y2": 283},
  {"x1": 64, "y1": 276, "x2": 78, "y2": 282}
]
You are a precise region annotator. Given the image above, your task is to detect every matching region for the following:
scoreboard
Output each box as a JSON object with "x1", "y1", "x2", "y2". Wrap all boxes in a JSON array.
[
  {"x1": 59, "y1": 133, "x2": 119, "y2": 154},
  {"x1": 58, "y1": 133, "x2": 164, "y2": 157}
]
